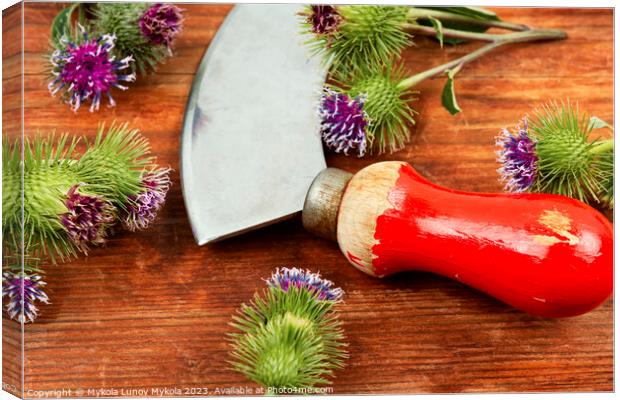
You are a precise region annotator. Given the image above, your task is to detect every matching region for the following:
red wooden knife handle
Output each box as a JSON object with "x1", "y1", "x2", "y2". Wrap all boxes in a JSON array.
[{"x1": 302, "y1": 161, "x2": 613, "y2": 318}]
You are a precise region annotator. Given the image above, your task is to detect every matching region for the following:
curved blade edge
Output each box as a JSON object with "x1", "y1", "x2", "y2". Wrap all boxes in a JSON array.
[{"x1": 180, "y1": 4, "x2": 327, "y2": 245}]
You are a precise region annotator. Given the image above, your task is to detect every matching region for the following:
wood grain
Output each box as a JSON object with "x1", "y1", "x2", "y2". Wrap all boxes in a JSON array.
[
  {"x1": 3, "y1": 3, "x2": 24, "y2": 398},
  {"x1": 3, "y1": 3, "x2": 613, "y2": 396}
]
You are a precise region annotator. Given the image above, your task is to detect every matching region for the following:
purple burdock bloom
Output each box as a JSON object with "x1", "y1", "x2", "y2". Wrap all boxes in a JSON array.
[
  {"x1": 496, "y1": 119, "x2": 538, "y2": 192},
  {"x1": 2, "y1": 272, "x2": 50, "y2": 323},
  {"x1": 319, "y1": 88, "x2": 369, "y2": 157},
  {"x1": 60, "y1": 184, "x2": 114, "y2": 252},
  {"x1": 139, "y1": 3, "x2": 184, "y2": 51},
  {"x1": 266, "y1": 268, "x2": 344, "y2": 302},
  {"x1": 48, "y1": 26, "x2": 135, "y2": 112},
  {"x1": 307, "y1": 5, "x2": 342, "y2": 36},
  {"x1": 122, "y1": 168, "x2": 171, "y2": 231}
]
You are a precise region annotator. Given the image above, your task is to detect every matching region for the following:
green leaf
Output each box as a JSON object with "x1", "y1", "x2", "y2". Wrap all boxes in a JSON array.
[
  {"x1": 440, "y1": 6, "x2": 500, "y2": 22},
  {"x1": 589, "y1": 116, "x2": 614, "y2": 131},
  {"x1": 428, "y1": 16, "x2": 444, "y2": 48},
  {"x1": 441, "y1": 65, "x2": 462, "y2": 115},
  {"x1": 50, "y1": 3, "x2": 78, "y2": 46},
  {"x1": 417, "y1": 6, "x2": 500, "y2": 44}
]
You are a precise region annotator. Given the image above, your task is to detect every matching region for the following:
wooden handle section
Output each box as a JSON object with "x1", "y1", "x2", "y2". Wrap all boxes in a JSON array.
[{"x1": 304, "y1": 162, "x2": 613, "y2": 318}]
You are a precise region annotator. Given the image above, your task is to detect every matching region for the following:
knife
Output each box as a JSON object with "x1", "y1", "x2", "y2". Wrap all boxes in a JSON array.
[{"x1": 181, "y1": 4, "x2": 612, "y2": 318}]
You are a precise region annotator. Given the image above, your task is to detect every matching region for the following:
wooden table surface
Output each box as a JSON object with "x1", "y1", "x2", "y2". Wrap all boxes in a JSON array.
[{"x1": 3, "y1": 3, "x2": 614, "y2": 396}]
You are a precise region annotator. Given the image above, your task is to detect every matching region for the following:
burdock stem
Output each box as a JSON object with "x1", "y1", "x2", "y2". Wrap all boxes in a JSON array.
[
  {"x1": 404, "y1": 23, "x2": 529, "y2": 43},
  {"x1": 397, "y1": 28, "x2": 567, "y2": 90},
  {"x1": 407, "y1": 8, "x2": 530, "y2": 32}
]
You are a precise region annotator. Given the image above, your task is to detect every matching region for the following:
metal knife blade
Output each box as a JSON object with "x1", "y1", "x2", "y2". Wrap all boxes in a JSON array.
[{"x1": 181, "y1": 4, "x2": 328, "y2": 245}]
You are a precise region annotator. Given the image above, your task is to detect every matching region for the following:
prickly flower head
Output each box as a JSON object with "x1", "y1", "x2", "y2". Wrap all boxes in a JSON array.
[
  {"x1": 60, "y1": 184, "x2": 115, "y2": 252},
  {"x1": 2, "y1": 272, "x2": 50, "y2": 323},
  {"x1": 266, "y1": 267, "x2": 344, "y2": 302},
  {"x1": 307, "y1": 5, "x2": 342, "y2": 36},
  {"x1": 334, "y1": 66, "x2": 417, "y2": 155},
  {"x1": 319, "y1": 88, "x2": 369, "y2": 157},
  {"x1": 231, "y1": 268, "x2": 347, "y2": 389},
  {"x1": 496, "y1": 119, "x2": 538, "y2": 192},
  {"x1": 139, "y1": 3, "x2": 184, "y2": 50},
  {"x1": 122, "y1": 168, "x2": 171, "y2": 231},
  {"x1": 48, "y1": 26, "x2": 136, "y2": 112},
  {"x1": 303, "y1": 6, "x2": 410, "y2": 76}
]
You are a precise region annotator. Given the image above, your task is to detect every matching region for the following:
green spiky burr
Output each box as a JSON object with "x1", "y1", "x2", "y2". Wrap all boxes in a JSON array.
[
  {"x1": 529, "y1": 102, "x2": 614, "y2": 205},
  {"x1": 2, "y1": 141, "x2": 23, "y2": 256},
  {"x1": 497, "y1": 101, "x2": 614, "y2": 209},
  {"x1": 76, "y1": 123, "x2": 152, "y2": 210},
  {"x1": 2, "y1": 123, "x2": 164, "y2": 263},
  {"x1": 302, "y1": 5, "x2": 410, "y2": 77},
  {"x1": 91, "y1": 3, "x2": 168, "y2": 76},
  {"x1": 4, "y1": 134, "x2": 84, "y2": 262},
  {"x1": 338, "y1": 65, "x2": 417, "y2": 155},
  {"x1": 229, "y1": 269, "x2": 347, "y2": 392}
]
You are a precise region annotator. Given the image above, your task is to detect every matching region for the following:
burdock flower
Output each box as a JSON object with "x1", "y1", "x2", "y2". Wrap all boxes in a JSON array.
[
  {"x1": 60, "y1": 184, "x2": 115, "y2": 252},
  {"x1": 307, "y1": 5, "x2": 342, "y2": 36},
  {"x1": 498, "y1": 102, "x2": 613, "y2": 205},
  {"x1": 302, "y1": 6, "x2": 411, "y2": 77},
  {"x1": 266, "y1": 267, "x2": 344, "y2": 302},
  {"x1": 2, "y1": 272, "x2": 50, "y2": 323},
  {"x1": 122, "y1": 168, "x2": 171, "y2": 231},
  {"x1": 319, "y1": 88, "x2": 369, "y2": 157},
  {"x1": 496, "y1": 119, "x2": 538, "y2": 193},
  {"x1": 48, "y1": 26, "x2": 136, "y2": 112},
  {"x1": 139, "y1": 3, "x2": 184, "y2": 51},
  {"x1": 231, "y1": 267, "x2": 347, "y2": 388}
]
